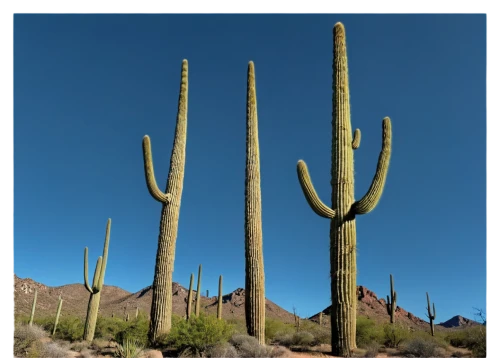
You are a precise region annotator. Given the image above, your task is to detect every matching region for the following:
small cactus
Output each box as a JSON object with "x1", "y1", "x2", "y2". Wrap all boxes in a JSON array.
[
  {"x1": 425, "y1": 292, "x2": 436, "y2": 336},
  {"x1": 83, "y1": 219, "x2": 111, "y2": 342},
  {"x1": 186, "y1": 273, "x2": 194, "y2": 320},
  {"x1": 386, "y1": 274, "x2": 397, "y2": 323},
  {"x1": 135, "y1": 307, "x2": 139, "y2": 319},
  {"x1": 52, "y1": 295, "x2": 63, "y2": 335},
  {"x1": 217, "y1": 275, "x2": 223, "y2": 320},
  {"x1": 195, "y1": 264, "x2": 202, "y2": 317},
  {"x1": 319, "y1": 312, "x2": 323, "y2": 326},
  {"x1": 28, "y1": 289, "x2": 37, "y2": 326}
]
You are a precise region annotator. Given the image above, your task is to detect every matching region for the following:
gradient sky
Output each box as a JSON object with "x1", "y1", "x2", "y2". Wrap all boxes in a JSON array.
[{"x1": 14, "y1": 14, "x2": 486, "y2": 323}]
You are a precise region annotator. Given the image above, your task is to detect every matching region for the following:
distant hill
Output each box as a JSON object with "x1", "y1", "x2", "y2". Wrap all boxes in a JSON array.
[{"x1": 438, "y1": 315, "x2": 482, "y2": 328}]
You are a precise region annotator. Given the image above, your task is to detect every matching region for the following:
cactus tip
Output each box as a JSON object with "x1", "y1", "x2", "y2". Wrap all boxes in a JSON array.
[{"x1": 334, "y1": 22, "x2": 345, "y2": 32}]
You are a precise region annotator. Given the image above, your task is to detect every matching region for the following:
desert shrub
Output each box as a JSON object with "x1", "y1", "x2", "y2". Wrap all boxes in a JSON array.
[
  {"x1": 226, "y1": 318, "x2": 247, "y2": 335},
  {"x1": 165, "y1": 313, "x2": 234, "y2": 355},
  {"x1": 356, "y1": 317, "x2": 384, "y2": 348},
  {"x1": 14, "y1": 324, "x2": 48, "y2": 357},
  {"x1": 114, "y1": 316, "x2": 149, "y2": 347},
  {"x1": 467, "y1": 325, "x2": 486, "y2": 357},
  {"x1": 229, "y1": 334, "x2": 290, "y2": 357},
  {"x1": 94, "y1": 316, "x2": 128, "y2": 341},
  {"x1": 38, "y1": 342, "x2": 69, "y2": 358},
  {"x1": 273, "y1": 332, "x2": 294, "y2": 347},
  {"x1": 265, "y1": 318, "x2": 295, "y2": 342},
  {"x1": 292, "y1": 331, "x2": 315, "y2": 346},
  {"x1": 70, "y1": 341, "x2": 89, "y2": 352},
  {"x1": 402, "y1": 334, "x2": 445, "y2": 357},
  {"x1": 52, "y1": 316, "x2": 85, "y2": 342},
  {"x1": 296, "y1": 319, "x2": 331, "y2": 345},
  {"x1": 114, "y1": 338, "x2": 144, "y2": 358},
  {"x1": 382, "y1": 322, "x2": 410, "y2": 348},
  {"x1": 206, "y1": 342, "x2": 240, "y2": 357},
  {"x1": 363, "y1": 341, "x2": 380, "y2": 357}
]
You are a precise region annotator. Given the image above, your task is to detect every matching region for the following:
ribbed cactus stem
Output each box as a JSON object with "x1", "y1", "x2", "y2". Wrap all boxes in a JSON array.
[
  {"x1": 28, "y1": 289, "x2": 37, "y2": 326},
  {"x1": 319, "y1": 312, "x2": 323, "y2": 326},
  {"x1": 426, "y1": 292, "x2": 436, "y2": 336},
  {"x1": 187, "y1": 273, "x2": 194, "y2": 320},
  {"x1": 386, "y1": 274, "x2": 397, "y2": 323},
  {"x1": 83, "y1": 219, "x2": 111, "y2": 342},
  {"x1": 52, "y1": 295, "x2": 63, "y2": 335},
  {"x1": 136, "y1": 307, "x2": 139, "y2": 319},
  {"x1": 145, "y1": 59, "x2": 188, "y2": 344},
  {"x1": 296, "y1": 22, "x2": 392, "y2": 357},
  {"x1": 217, "y1": 275, "x2": 223, "y2": 320},
  {"x1": 244, "y1": 61, "x2": 266, "y2": 345},
  {"x1": 195, "y1": 264, "x2": 202, "y2": 317}
]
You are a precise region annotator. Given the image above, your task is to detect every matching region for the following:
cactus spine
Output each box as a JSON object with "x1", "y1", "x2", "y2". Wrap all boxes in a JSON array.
[
  {"x1": 217, "y1": 275, "x2": 223, "y2": 320},
  {"x1": 244, "y1": 61, "x2": 266, "y2": 345},
  {"x1": 195, "y1": 264, "x2": 202, "y2": 317},
  {"x1": 386, "y1": 274, "x2": 397, "y2": 323},
  {"x1": 296, "y1": 23, "x2": 392, "y2": 357},
  {"x1": 83, "y1": 219, "x2": 111, "y2": 342},
  {"x1": 187, "y1": 273, "x2": 194, "y2": 320},
  {"x1": 52, "y1": 295, "x2": 63, "y2": 335},
  {"x1": 28, "y1": 289, "x2": 37, "y2": 326},
  {"x1": 143, "y1": 60, "x2": 188, "y2": 343},
  {"x1": 425, "y1": 292, "x2": 436, "y2": 336}
]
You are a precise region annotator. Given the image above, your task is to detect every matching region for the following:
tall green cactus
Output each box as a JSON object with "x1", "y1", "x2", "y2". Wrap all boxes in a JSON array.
[
  {"x1": 296, "y1": 23, "x2": 392, "y2": 356},
  {"x1": 195, "y1": 264, "x2": 202, "y2": 317},
  {"x1": 28, "y1": 289, "x2": 37, "y2": 326},
  {"x1": 386, "y1": 274, "x2": 397, "y2": 323},
  {"x1": 425, "y1": 292, "x2": 436, "y2": 336},
  {"x1": 143, "y1": 59, "x2": 188, "y2": 343},
  {"x1": 217, "y1": 275, "x2": 223, "y2": 320},
  {"x1": 186, "y1": 273, "x2": 194, "y2": 320},
  {"x1": 245, "y1": 61, "x2": 266, "y2": 345},
  {"x1": 83, "y1": 218, "x2": 111, "y2": 342},
  {"x1": 52, "y1": 295, "x2": 63, "y2": 335}
]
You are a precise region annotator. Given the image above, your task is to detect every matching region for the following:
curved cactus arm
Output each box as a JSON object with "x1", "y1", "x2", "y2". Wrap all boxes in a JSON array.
[
  {"x1": 91, "y1": 256, "x2": 103, "y2": 293},
  {"x1": 352, "y1": 117, "x2": 392, "y2": 215},
  {"x1": 432, "y1": 303, "x2": 436, "y2": 318},
  {"x1": 352, "y1": 128, "x2": 361, "y2": 149},
  {"x1": 393, "y1": 290, "x2": 397, "y2": 303},
  {"x1": 297, "y1": 160, "x2": 336, "y2": 219},
  {"x1": 142, "y1": 136, "x2": 170, "y2": 203},
  {"x1": 96, "y1": 219, "x2": 111, "y2": 290},
  {"x1": 386, "y1": 295, "x2": 391, "y2": 314},
  {"x1": 83, "y1": 248, "x2": 93, "y2": 293}
]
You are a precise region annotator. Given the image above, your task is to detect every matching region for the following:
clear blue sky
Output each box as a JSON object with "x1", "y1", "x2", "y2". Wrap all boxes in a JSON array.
[{"x1": 14, "y1": 14, "x2": 486, "y2": 323}]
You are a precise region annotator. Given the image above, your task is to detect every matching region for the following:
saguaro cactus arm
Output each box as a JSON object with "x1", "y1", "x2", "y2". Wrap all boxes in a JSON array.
[
  {"x1": 83, "y1": 248, "x2": 93, "y2": 293},
  {"x1": 297, "y1": 160, "x2": 336, "y2": 219},
  {"x1": 352, "y1": 129, "x2": 361, "y2": 149},
  {"x1": 142, "y1": 136, "x2": 171, "y2": 203},
  {"x1": 83, "y1": 219, "x2": 111, "y2": 294},
  {"x1": 352, "y1": 117, "x2": 392, "y2": 215}
]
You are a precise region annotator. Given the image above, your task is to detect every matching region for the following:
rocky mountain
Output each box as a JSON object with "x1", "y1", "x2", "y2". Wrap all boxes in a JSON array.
[{"x1": 438, "y1": 315, "x2": 481, "y2": 328}]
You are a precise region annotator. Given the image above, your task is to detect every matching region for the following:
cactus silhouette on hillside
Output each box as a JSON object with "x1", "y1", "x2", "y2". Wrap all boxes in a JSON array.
[
  {"x1": 195, "y1": 264, "x2": 202, "y2": 317},
  {"x1": 83, "y1": 219, "x2": 111, "y2": 342},
  {"x1": 296, "y1": 23, "x2": 392, "y2": 356},
  {"x1": 186, "y1": 273, "x2": 194, "y2": 320},
  {"x1": 425, "y1": 292, "x2": 436, "y2": 336},
  {"x1": 217, "y1": 275, "x2": 223, "y2": 320},
  {"x1": 244, "y1": 61, "x2": 266, "y2": 345},
  {"x1": 386, "y1": 274, "x2": 397, "y2": 323},
  {"x1": 28, "y1": 289, "x2": 37, "y2": 326},
  {"x1": 142, "y1": 60, "x2": 188, "y2": 343},
  {"x1": 52, "y1": 295, "x2": 63, "y2": 335}
]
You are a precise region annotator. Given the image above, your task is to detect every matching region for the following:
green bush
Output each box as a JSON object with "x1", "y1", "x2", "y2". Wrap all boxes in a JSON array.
[
  {"x1": 52, "y1": 316, "x2": 85, "y2": 342},
  {"x1": 229, "y1": 334, "x2": 290, "y2": 357},
  {"x1": 265, "y1": 318, "x2": 295, "y2": 343},
  {"x1": 382, "y1": 322, "x2": 410, "y2": 348},
  {"x1": 165, "y1": 313, "x2": 234, "y2": 356},
  {"x1": 297, "y1": 320, "x2": 331, "y2": 345},
  {"x1": 356, "y1": 317, "x2": 384, "y2": 348},
  {"x1": 114, "y1": 316, "x2": 150, "y2": 347},
  {"x1": 292, "y1": 331, "x2": 315, "y2": 346},
  {"x1": 114, "y1": 338, "x2": 145, "y2": 358}
]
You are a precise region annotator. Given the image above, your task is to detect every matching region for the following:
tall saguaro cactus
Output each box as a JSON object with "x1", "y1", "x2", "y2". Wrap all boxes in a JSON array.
[
  {"x1": 143, "y1": 59, "x2": 188, "y2": 343},
  {"x1": 195, "y1": 264, "x2": 202, "y2": 317},
  {"x1": 425, "y1": 292, "x2": 436, "y2": 336},
  {"x1": 83, "y1": 218, "x2": 111, "y2": 342},
  {"x1": 217, "y1": 275, "x2": 223, "y2": 320},
  {"x1": 244, "y1": 61, "x2": 266, "y2": 345},
  {"x1": 52, "y1": 295, "x2": 63, "y2": 335},
  {"x1": 29, "y1": 289, "x2": 37, "y2": 326},
  {"x1": 296, "y1": 23, "x2": 392, "y2": 357},
  {"x1": 386, "y1": 274, "x2": 397, "y2": 323},
  {"x1": 186, "y1": 273, "x2": 194, "y2": 320}
]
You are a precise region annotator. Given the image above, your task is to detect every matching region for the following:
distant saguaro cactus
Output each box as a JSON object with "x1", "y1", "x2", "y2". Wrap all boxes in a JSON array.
[
  {"x1": 319, "y1": 312, "x2": 323, "y2": 326},
  {"x1": 195, "y1": 264, "x2": 202, "y2": 317},
  {"x1": 386, "y1": 274, "x2": 397, "y2": 323},
  {"x1": 52, "y1": 295, "x2": 63, "y2": 335},
  {"x1": 135, "y1": 307, "x2": 139, "y2": 319},
  {"x1": 186, "y1": 273, "x2": 194, "y2": 320},
  {"x1": 83, "y1": 219, "x2": 111, "y2": 342},
  {"x1": 296, "y1": 23, "x2": 392, "y2": 357},
  {"x1": 217, "y1": 275, "x2": 223, "y2": 320},
  {"x1": 425, "y1": 292, "x2": 436, "y2": 336},
  {"x1": 143, "y1": 60, "x2": 188, "y2": 344},
  {"x1": 28, "y1": 289, "x2": 37, "y2": 326},
  {"x1": 244, "y1": 61, "x2": 266, "y2": 345}
]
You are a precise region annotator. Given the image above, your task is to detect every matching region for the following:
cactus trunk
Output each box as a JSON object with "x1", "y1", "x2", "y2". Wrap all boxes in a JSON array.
[
  {"x1": 386, "y1": 274, "x2": 397, "y2": 323},
  {"x1": 83, "y1": 219, "x2": 111, "y2": 342},
  {"x1": 426, "y1": 292, "x2": 436, "y2": 336},
  {"x1": 217, "y1": 275, "x2": 223, "y2": 320},
  {"x1": 195, "y1": 264, "x2": 202, "y2": 317},
  {"x1": 144, "y1": 60, "x2": 188, "y2": 344},
  {"x1": 52, "y1": 295, "x2": 63, "y2": 335},
  {"x1": 187, "y1": 273, "x2": 194, "y2": 320},
  {"x1": 244, "y1": 61, "x2": 266, "y2": 345},
  {"x1": 296, "y1": 23, "x2": 392, "y2": 357},
  {"x1": 319, "y1": 312, "x2": 323, "y2": 326},
  {"x1": 28, "y1": 289, "x2": 37, "y2": 326}
]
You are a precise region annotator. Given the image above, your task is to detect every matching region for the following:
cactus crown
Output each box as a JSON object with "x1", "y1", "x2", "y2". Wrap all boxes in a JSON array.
[{"x1": 84, "y1": 219, "x2": 111, "y2": 294}]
